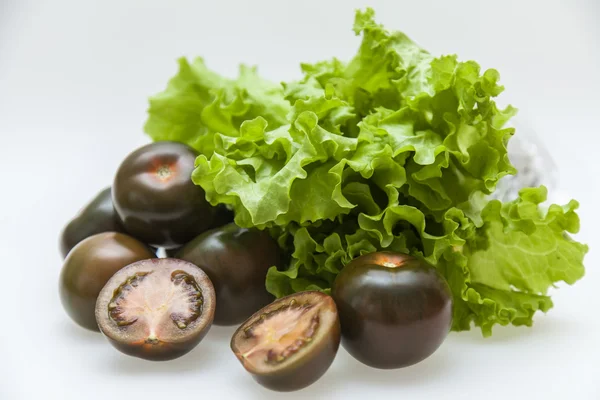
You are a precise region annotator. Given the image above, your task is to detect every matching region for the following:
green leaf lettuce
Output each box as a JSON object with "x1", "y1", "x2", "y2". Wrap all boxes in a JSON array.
[{"x1": 144, "y1": 8, "x2": 587, "y2": 336}]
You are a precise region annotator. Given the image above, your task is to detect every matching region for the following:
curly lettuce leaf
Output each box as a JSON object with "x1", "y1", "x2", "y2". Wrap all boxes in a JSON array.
[
  {"x1": 452, "y1": 187, "x2": 587, "y2": 335},
  {"x1": 193, "y1": 11, "x2": 516, "y2": 228},
  {"x1": 267, "y1": 187, "x2": 587, "y2": 335},
  {"x1": 144, "y1": 8, "x2": 587, "y2": 336},
  {"x1": 145, "y1": 57, "x2": 290, "y2": 156}
]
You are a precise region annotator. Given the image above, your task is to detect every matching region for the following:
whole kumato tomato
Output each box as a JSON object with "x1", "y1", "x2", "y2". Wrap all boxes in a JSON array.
[
  {"x1": 176, "y1": 224, "x2": 281, "y2": 326},
  {"x1": 112, "y1": 141, "x2": 216, "y2": 249},
  {"x1": 332, "y1": 251, "x2": 453, "y2": 369}
]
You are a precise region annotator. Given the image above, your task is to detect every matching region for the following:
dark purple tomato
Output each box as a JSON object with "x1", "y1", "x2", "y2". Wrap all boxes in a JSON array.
[
  {"x1": 231, "y1": 291, "x2": 340, "y2": 392},
  {"x1": 176, "y1": 224, "x2": 280, "y2": 326},
  {"x1": 59, "y1": 232, "x2": 155, "y2": 331},
  {"x1": 165, "y1": 246, "x2": 183, "y2": 258},
  {"x1": 95, "y1": 258, "x2": 216, "y2": 361},
  {"x1": 112, "y1": 141, "x2": 215, "y2": 249},
  {"x1": 59, "y1": 187, "x2": 125, "y2": 258},
  {"x1": 210, "y1": 204, "x2": 234, "y2": 229},
  {"x1": 332, "y1": 251, "x2": 452, "y2": 369}
]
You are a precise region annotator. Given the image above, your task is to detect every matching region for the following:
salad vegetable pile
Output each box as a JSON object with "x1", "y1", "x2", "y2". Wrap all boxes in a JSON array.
[
  {"x1": 58, "y1": 7, "x2": 589, "y2": 392},
  {"x1": 144, "y1": 9, "x2": 587, "y2": 336}
]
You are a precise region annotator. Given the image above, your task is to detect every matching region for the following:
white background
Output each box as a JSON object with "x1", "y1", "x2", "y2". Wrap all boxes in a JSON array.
[{"x1": 1, "y1": 1, "x2": 599, "y2": 399}]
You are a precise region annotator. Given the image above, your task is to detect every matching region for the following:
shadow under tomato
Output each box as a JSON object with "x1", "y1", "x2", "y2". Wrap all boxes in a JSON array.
[
  {"x1": 240, "y1": 341, "x2": 453, "y2": 400},
  {"x1": 329, "y1": 343, "x2": 452, "y2": 388},
  {"x1": 99, "y1": 325, "x2": 236, "y2": 376},
  {"x1": 58, "y1": 319, "x2": 105, "y2": 345},
  {"x1": 449, "y1": 314, "x2": 579, "y2": 344}
]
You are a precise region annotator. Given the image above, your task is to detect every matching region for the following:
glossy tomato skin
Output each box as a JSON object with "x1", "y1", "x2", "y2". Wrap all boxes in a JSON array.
[
  {"x1": 164, "y1": 246, "x2": 183, "y2": 258},
  {"x1": 176, "y1": 223, "x2": 279, "y2": 325},
  {"x1": 332, "y1": 251, "x2": 452, "y2": 369},
  {"x1": 210, "y1": 204, "x2": 235, "y2": 229},
  {"x1": 59, "y1": 232, "x2": 155, "y2": 331},
  {"x1": 156, "y1": 205, "x2": 232, "y2": 258},
  {"x1": 59, "y1": 187, "x2": 125, "y2": 258},
  {"x1": 113, "y1": 141, "x2": 215, "y2": 249}
]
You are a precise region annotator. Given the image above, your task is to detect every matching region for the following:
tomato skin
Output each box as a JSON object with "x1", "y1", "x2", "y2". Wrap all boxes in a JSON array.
[
  {"x1": 176, "y1": 224, "x2": 280, "y2": 325},
  {"x1": 113, "y1": 141, "x2": 215, "y2": 249},
  {"x1": 59, "y1": 187, "x2": 126, "y2": 259},
  {"x1": 59, "y1": 232, "x2": 155, "y2": 331},
  {"x1": 332, "y1": 251, "x2": 453, "y2": 369},
  {"x1": 210, "y1": 204, "x2": 235, "y2": 229}
]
